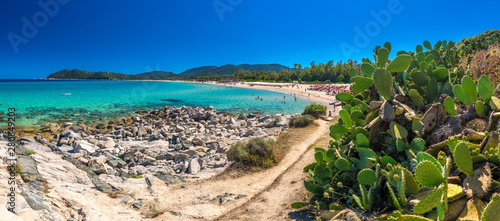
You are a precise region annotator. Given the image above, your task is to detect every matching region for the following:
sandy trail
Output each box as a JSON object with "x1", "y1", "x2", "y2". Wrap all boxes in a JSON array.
[
  {"x1": 218, "y1": 120, "x2": 335, "y2": 221},
  {"x1": 154, "y1": 119, "x2": 331, "y2": 220}
]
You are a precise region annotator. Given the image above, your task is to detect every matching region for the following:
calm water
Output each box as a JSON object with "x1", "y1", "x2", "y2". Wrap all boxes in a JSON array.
[{"x1": 0, "y1": 80, "x2": 313, "y2": 127}]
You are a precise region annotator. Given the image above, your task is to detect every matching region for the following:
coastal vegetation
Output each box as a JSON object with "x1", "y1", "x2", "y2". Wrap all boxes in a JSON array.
[
  {"x1": 292, "y1": 37, "x2": 500, "y2": 220},
  {"x1": 303, "y1": 104, "x2": 327, "y2": 118},
  {"x1": 7, "y1": 163, "x2": 23, "y2": 175},
  {"x1": 289, "y1": 115, "x2": 315, "y2": 128},
  {"x1": 25, "y1": 149, "x2": 36, "y2": 155},
  {"x1": 227, "y1": 137, "x2": 279, "y2": 168},
  {"x1": 47, "y1": 64, "x2": 289, "y2": 80}
]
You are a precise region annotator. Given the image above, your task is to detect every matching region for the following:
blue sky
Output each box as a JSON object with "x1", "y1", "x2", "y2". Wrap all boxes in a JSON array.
[{"x1": 0, "y1": 0, "x2": 498, "y2": 79}]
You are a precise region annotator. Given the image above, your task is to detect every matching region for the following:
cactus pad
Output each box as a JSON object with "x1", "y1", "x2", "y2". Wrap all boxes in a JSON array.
[
  {"x1": 339, "y1": 109, "x2": 352, "y2": 127},
  {"x1": 478, "y1": 75, "x2": 493, "y2": 103},
  {"x1": 373, "y1": 68, "x2": 393, "y2": 100},
  {"x1": 413, "y1": 185, "x2": 444, "y2": 214},
  {"x1": 415, "y1": 161, "x2": 444, "y2": 187},
  {"x1": 335, "y1": 158, "x2": 350, "y2": 171},
  {"x1": 377, "y1": 48, "x2": 389, "y2": 68},
  {"x1": 423, "y1": 40, "x2": 432, "y2": 50},
  {"x1": 398, "y1": 215, "x2": 432, "y2": 221},
  {"x1": 409, "y1": 138, "x2": 425, "y2": 153},
  {"x1": 453, "y1": 142, "x2": 473, "y2": 176},
  {"x1": 402, "y1": 167, "x2": 420, "y2": 195},
  {"x1": 381, "y1": 155, "x2": 397, "y2": 167},
  {"x1": 409, "y1": 89, "x2": 424, "y2": 107},
  {"x1": 357, "y1": 169, "x2": 377, "y2": 185},
  {"x1": 361, "y1": 63, "x2": 376, "y2": 77},
  {"x1": 490, "y1": 96, "x2": 500, "y2": 111},
  {"x1": 387, "y1": 54, "x2": 412, "y2": 72},
  {"x1": 390, "y1": 121, "x2": 408, "y2": 139},
  {"x1": 462, "y1": 76, "x2": 478, "y2": 103},
  {"x1": 447, "y1": 184, "x2": 464, "y2": 202},
  {"x1": 352, "y1": 76, "x2": 373, "y2": 93},
  {"x1": 458, "y1": 198, "x2": 487, "y2": 221},
  {"x1": 433, "y1": 67, "x2": 449, "y2": 81},
  {"x1": 416, "y1": 152, "x2": 443, "y2": 173},
  {"x1": 475, "y1": 100, "x2": 485, "y2": 115},
  {"x1": 444, "y1": 96, "x2": 455, "y2": 117},
  {"x1": 411, "y1": 70, "x2": 429, "y2": 87},
  {"x1": 426, "y1": 78, "x2": 438, "y2": 103},
  {"x1": 453, "y1": 84, "x2": 473, "y2": 105},
  {"x1": 482, "y1": 193, "x2": 500, "y2": 221},
  {"x1": 336, "y1": 92, "x2": 353, "y2": 102},
  {"x1": 330, "y1": 123, "x2": 348, "y2": 141}
]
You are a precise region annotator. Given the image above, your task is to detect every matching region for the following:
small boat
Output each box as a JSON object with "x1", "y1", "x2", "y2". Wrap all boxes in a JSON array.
[
  {"x1": 329, "y1": 100, "x2": 342, "y2": 106},
  {"x1": 62, "y1": 93, "x2": 71, "y2": 95}
]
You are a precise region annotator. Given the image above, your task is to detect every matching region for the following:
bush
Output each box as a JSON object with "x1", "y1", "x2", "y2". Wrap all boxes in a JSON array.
[
  {"x1": 303, "y1": 104, "x2": 326, "y2": 118},
  {"x1": 289, "y1": 115, "x2": 315, "y2": 128},
  {"x1": 7, "y1": 163, "x2": 22, "y2": 175},
  {"x1": 25, "y1": 150, "x2": 35, "y2": 155},
  {"x1": 469, "y1": 45, "x2": 500, "y2": 82},
  {"x1": 227, "y1": 138, "x2": 277, "y2": 168},
  {"x1": 127, "y1": 174, "x2": 143, "y2": 179}
]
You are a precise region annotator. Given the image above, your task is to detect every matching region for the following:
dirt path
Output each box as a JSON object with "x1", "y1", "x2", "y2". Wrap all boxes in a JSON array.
[
  {"x1": 153, "y1": 119, "x2": 332, "y2": 220},
  {"x1": 218, "y1": 121, "x2": 334, "y2": 221}
]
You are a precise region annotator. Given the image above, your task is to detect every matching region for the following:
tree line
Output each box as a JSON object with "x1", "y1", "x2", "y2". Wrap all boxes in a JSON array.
[{"x1": 191, "y1": 59, "x2": 361, "y2": 83}]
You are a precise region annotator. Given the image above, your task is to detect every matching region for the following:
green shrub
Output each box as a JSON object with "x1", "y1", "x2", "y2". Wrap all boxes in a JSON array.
[
  {"x1": 7, "y1": 163, "x2": 22, "y2": 175},
  {"x1": 289, "y1": 115, "x2": 315, "y2": 128},
  {"x1": 227, "y1": 138, "x2": 277, "y2": 168},
  {"x1": 127, "y1": 174, "x2": 143, "y2": 179},
  {"x1": 25, "y1": 150, "x2": 35, "y2": 155},
  {"x1": 303, "y1": 104, "x2": 326, "y2": 118}
]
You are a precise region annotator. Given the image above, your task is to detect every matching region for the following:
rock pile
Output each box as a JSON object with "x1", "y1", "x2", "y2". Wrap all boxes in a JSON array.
[{"x1": 8, "y1": 106, "x2": 299, "y2": 186}]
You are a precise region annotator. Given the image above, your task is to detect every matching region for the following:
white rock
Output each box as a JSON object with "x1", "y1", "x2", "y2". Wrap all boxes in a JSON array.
[
  {"x1": 188, "y1": 158, "x2": 201, "y2": 174},
  {"x1": 74, "y1": 141, "x2": 96, "y2": 154},
  {"x1": 103, "y1": 138, "x2": 115, "y2": 149}
]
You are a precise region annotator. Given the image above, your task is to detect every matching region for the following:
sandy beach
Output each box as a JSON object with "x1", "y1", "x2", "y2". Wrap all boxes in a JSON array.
[
  {"x1": 199, "y1": 81, "x2": 340, "y2": 118},
  {"x1": 160, "y1": 80, "x2": 341, "y2": 117}
]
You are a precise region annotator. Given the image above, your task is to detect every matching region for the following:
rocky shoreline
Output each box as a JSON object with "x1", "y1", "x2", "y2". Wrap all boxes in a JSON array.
[{"x1": 1, "y1": 105, "x2": 299, "y2": 218}]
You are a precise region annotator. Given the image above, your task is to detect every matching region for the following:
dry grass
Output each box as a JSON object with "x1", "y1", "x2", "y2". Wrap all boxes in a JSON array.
[
  {"x1": 105, "y1": 189, "x2": 135, "y2": 198},
  {"x1": 461, "y1": 44, "x2": 500, "y2": 82},
  {"x1": 214, "y1": 120, "x2": 323, "y2": 180},
  {"x1": 143, "y1": 202, "x2": 167, "y2": 218},
  {"x1": 41, "y1": 181, "x2": 54, "y2": 194}
]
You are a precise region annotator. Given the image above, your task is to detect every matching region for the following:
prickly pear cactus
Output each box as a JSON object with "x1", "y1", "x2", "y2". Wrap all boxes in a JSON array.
[
  {"x1": 446, "y1": 184, "x2": 464, "y2": 202},
  {"x1": 357, "y1": 169, "x2": 377, "y2": 185},
  {"x1": 387, "y1": 54, "x2": 412, "y2": 72},
  {"x1": 482, "y1": 193, "x2": 500, "y2": 221},
  {"x1": 415, "y1": 161, "x2": 444, "y2": 187},
  {"x1": 444, "y1": 96, "x2": 455, "y2": 117},
  {"x1": 478, "y1": 75, "x2": 493, "y2": 103},
  {"x1": 373, "y1": 69, "x2": 393, "y2": 100},
  {"x1": 453, "y1": 142, "x2": 474, "y2": 176},
  {"x1": 397, "y1": 215, "x2": 433, "y2": 221},
  {"x1": 475, "y1": 100, "x2": 485, "y2": 115},
  {"x1": 413, "y1": 185, "x2": 444, "y2": 214}
]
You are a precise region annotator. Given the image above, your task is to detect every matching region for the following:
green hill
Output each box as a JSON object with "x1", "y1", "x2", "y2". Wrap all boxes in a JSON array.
[
  {"x1": 179, "y1": 64, "x2": 290, "y2": 77},
  {"x1": 47, "y1": 64, "x2": 290, "y2": 80}
]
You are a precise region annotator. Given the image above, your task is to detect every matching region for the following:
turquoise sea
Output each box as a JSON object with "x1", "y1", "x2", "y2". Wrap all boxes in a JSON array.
[{"x1": 0, "y1": 80, "x2": 314, "y2": 127}]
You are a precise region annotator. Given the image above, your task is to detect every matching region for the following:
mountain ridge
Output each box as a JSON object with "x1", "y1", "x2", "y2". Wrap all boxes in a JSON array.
[{"x1": 47, "y1": 64, "x2": 290, "y2": 80}]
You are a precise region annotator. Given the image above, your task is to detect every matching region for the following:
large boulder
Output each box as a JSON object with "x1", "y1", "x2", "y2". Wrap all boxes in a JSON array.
[
  {"x1": 74, "y1": 141, "x2": 96, "y2": 154},
  {"x1": 64, "y1": 130, "x2": 80, "y2": 139},
  {"x1": 188, "y1": 158, "x2": 201, "y2": 174}
]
